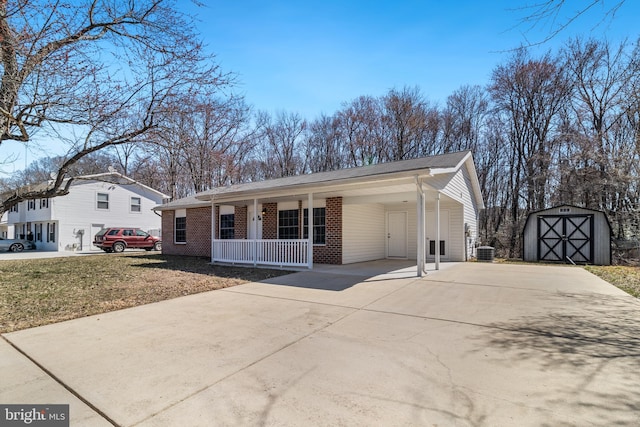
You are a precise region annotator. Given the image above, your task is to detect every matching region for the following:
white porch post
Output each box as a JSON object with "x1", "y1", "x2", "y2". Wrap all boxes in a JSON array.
[
  {"x1": 211, "y1": 201, "x2": 216, "y2": 263},
  {"x1": 416, "y1": 177, "x2": 425, "y2": 277},
  {"x1": 253, "y1": 198, "x2": 258, "y2": 267},
  {"x1": 307, "y1": 192, "x2": 313, "y2": 269},
  {"x1": 435, "y1": 192, "x2": 441, "y2": 271}
]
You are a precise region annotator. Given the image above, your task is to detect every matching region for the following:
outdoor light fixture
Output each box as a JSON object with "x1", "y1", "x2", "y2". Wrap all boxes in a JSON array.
[{"x1": 261, "y1": 207, "x2": 267, "y2": 216}]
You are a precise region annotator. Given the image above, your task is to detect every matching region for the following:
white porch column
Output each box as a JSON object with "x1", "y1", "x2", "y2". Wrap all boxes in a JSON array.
[
  {"x1": 435, "y1": 192, "x2": 441, "y2": 271},
  {"x1": 211, "y1": 201, "x2": 216, "y2": 263},
  {"x1": 307, "y1": 192, "x2": 314, "y2": 269},
  {"x1": 253, "y1": 198, "x2": 258, "y2": 267},
  {"x1": 416, "y1": 178, "x2": 425, "y2": 277}
]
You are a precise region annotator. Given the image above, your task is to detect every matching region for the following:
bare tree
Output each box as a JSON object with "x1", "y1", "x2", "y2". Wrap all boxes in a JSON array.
[
  {"x1": 256, "y1": 111, "x2": 306, "y2": 178},
  {"x1": 513, "y1": 0, "x2": 626, "y2": 46},
  {"x1": 0, "y1": 0, "x2": 227, "y2": 215},
  {"x1": 489, "y1": 49, "x2": 571, "y2": 256},
  {"x1": 304, "y1": 114, "x2": 345, "y2": 173}
]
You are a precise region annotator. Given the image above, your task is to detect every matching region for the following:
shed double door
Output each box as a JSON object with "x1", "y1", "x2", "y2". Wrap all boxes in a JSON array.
[{"x1": 537, "y1": 215, "x2": 593, "y2": 264}]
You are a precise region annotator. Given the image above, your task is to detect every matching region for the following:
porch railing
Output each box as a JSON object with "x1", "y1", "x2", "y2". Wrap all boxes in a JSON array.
[{"x1": 212, "y1": 239, "x2": 309, "y2": 268}]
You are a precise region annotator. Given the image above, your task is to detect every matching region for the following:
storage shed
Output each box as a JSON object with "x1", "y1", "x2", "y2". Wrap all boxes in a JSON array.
[{"x1": 523, "y1": 205, "x2": 611, "y2": 265}]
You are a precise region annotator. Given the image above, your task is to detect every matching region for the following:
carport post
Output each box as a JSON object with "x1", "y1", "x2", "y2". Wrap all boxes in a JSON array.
[
  {"x1": 415, "y1": 177, "x2": 425, "y2": 277},
  {"x1": 307, "y1": 192, "x2": 313, "y2": 269},
  {"x1": 435, "y1": 192, "x2": 440, "y2": 270}
]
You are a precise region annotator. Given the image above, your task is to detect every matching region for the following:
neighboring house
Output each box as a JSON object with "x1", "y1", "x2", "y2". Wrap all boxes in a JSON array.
[
  {"x1": 155, "y1": 151, "x2": 484, "y2": 276},
  {"x1": 5, "y1": 172, "x2": 169, "y2": 252},
  {"x1": 0, "y1": 211, "x2": 7, "y2": 238}
]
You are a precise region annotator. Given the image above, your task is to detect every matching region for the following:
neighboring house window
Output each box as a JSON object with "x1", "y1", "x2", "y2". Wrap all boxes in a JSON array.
[
  {"x1": 303, "y1": 207, "x2": 326, "y2": 245},
  {"x1": 47, "y1": 223, "x2": 56, "y2": 242},
  {"x1": 27, "y1": 200, "x2": 35, "y2": 210},
  {"x1": 97, "y1": 193, "x2": 109, "y2": 209},
  {"x1": 175, "y1": 216, "x2": 186, "y2": 243},
  {"x1": 278, "y1": 209, "x2": 299, "y2": 239},
  {"x1": 130, "y1": 197, "x2": 141, "y2": 212},
  {"x1": 40, "y1": 198, "x2": 49, "y2": 209},
  {"x1": 219, "y1": 214, "x2": 235, "y2": 239},
  {"x1": 36, "y1": 224, "x2": 42, "y2": 242},
  {"x1": 9, "y1": 204, "x2": 18, "y2": 213}
]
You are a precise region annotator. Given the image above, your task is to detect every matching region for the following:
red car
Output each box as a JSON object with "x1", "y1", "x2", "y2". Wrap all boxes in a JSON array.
[{"x1": 93, "y1": 227, "x2": 162, "y2": 253}]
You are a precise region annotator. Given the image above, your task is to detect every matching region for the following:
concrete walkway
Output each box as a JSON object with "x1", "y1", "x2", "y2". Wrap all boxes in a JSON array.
[{"x1": 2, "y1": 262, "x2": 640, "y2": 426}]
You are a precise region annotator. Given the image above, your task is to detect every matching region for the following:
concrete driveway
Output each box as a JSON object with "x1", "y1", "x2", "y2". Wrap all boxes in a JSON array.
[{"x1": 2, "y1": 262, "x2": 639, "y2": 426}]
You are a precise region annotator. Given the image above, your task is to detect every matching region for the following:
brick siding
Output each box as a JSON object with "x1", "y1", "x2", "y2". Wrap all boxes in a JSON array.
[
  {"x1": 161, "y1": 206, "x2": 212, "y2": 257},
  {"x1": 313, "y1": 197, "x2": 342, "y2": 264},
  {"x1": 235, "y1": 206, "x2": 247, "y2": 239},
  {"x1": 261, "y1": 202, "x2": 278, "y2": 239}
]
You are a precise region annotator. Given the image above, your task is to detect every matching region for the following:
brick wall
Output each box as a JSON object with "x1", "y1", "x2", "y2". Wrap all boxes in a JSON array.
[
  {"x1": 262, "y1": 202, "x2": 278, "y2": 239},
  {"x1": 235, "y1": 205, "x2": 247, "y2": 239},
  {"x1": 313, "y1": 196, "x2": 342, "y2": 265},
  {"x1": 161, "y1": 206, "x2": 212, "y2": 257}
]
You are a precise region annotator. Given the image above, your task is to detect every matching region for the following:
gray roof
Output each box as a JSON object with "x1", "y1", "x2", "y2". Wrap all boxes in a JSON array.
[
  {"x1": 154, "y1": 194, "x2": 209, "y2": 211},
  {"x1": 197, "y1": 150, "x2": 471, "y2": 200}
]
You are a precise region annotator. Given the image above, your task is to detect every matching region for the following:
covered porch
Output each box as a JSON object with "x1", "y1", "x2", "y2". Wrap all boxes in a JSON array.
[{"x1": 207, "y1": 177, "x2": 462, "y2": 277}]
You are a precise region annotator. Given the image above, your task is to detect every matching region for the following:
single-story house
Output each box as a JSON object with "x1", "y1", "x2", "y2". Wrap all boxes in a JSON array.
[
  {"x1": 155, "y1": 150, "x2": 484, "y2": 276},
  {"x1": 5, "y1": 172, "x2": 169, "y2": 251}
]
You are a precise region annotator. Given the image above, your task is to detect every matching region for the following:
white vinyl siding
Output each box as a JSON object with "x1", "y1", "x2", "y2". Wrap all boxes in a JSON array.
[
  {"x1": 342, "y1": 203, "x2": 385, "y2": 264},
  {"x1": 441, "y1": 167, "x2": 478, "y2": 258},
  {"x1": 426, "y1": 202, "x2": 465, "y2": 262}
]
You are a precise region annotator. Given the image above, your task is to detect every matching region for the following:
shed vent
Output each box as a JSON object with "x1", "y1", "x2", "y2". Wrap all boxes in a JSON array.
[{"x1": 559, "y1": 207, "x2": 571, "y2": 213}]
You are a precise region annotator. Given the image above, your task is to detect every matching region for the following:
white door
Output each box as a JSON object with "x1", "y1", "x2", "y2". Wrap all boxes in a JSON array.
[
  {"x1": 426, "y1": 210, "x2": 449, "y2": 260},
  {"x1": 387, "y1": 211, "x2": 407, "y2": 258},
  {"x1": 247, "y1": 205, "x2": 263, "y2": 239}
]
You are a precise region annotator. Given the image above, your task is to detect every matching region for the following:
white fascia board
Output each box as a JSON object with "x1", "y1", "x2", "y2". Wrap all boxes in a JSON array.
[{"x1": 198, "y1": 170, "x2": 433, "y2": 204}]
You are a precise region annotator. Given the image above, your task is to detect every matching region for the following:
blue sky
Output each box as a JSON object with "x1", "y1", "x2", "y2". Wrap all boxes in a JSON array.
[
  {"x1": 2, "y1": 0, "x2": 639, "y2": 175},
  {"x1": 187, "y1": 0, "x2": 640, "y2": 118}
]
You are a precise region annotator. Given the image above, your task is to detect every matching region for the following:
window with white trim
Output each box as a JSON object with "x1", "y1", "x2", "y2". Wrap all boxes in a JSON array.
[
  {"x1": 303, "y1": 208, "x2": 326, "y2": 244},
  {"x1": 175, "y1": 216, "x2": 186, "y2": 243},
  {"x1": 220, "y1": 214, "x2": 235, "y2": 239},
  {"x1": 130, "y1": 197, "x2": 141, "y2": 212},
  {"x1": 47, "y1": 223, "x2": 56, "y2": 242},
  {"x1": 27, "y1": 200, "x2": 35, "y2": 210},
  {"x1": 278, "y1": 209, "x2": 299, "y2": 239},
  {"x1": 97, "y1": 193, "x2": 109, "y2": 210}
]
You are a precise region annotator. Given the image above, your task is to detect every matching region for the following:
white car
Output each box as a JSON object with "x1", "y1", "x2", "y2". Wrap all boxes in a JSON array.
[{"x1": 0, "y1": 237, "x2": 37, "y2": 252}]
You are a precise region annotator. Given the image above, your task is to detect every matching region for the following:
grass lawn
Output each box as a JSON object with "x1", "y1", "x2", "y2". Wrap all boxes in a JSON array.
[
  {"x1": 585, "y1": 265, "x2": 640, "y2": 298},
  {"x1": 0, "y1": 253, "x2": 288, "y2": 333}
]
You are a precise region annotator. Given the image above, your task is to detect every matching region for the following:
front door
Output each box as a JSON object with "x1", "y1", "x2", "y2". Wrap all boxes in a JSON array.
[
  {"x1": 248, "y1": 205, "x2": 263, "y2": 239},
  {"x1": 387, "y1": 211, "x2": 407, "y2": 258}
]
